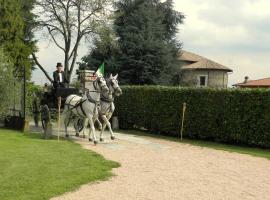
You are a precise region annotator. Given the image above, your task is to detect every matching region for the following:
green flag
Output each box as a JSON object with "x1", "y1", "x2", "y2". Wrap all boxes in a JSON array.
[{"x1": 96, "y1": 62, "x2": 105, "y2": 76}]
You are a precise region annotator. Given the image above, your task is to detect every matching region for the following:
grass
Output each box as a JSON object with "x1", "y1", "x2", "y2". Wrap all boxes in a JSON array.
[
  {"x1": 0, "y1": 129, "x2": 119, "y2": 200},
  {"x1": 119, "y1": 130, "x2": 270, "y2": 160}
]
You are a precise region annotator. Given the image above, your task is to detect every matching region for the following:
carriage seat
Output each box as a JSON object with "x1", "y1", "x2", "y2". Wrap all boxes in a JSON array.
[{"x1": 55, "y1": 87, "x2": 79, "y2": 98}]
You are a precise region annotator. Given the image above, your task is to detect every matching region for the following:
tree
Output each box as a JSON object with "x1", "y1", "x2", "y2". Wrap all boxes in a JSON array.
[
  {"x1": 114, "y1": 0, "x2": 184, "y2": 85},
  {"x1": 79, "y1": 26, "x2": 121, "y2": 75},
  {"x1": 21, "y1": 0, "x2": 37, "y2": 70},
  {"x1": 0, "y1": 49, "x2": 15, "y2": 117},
  {"x1": 0, "y1": 0, "x2": 35, "y2": 79},
  {"x1": 33, "y1": 0, "x2": 113, "y2": 83},
  {"x1": 80, "y1": 0, "x2": 184, "y2": 85}
]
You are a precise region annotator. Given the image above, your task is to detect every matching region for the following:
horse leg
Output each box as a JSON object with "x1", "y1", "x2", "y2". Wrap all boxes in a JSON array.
[
  {"x1": 96, "y1": 118, "x2": 102, "y2": 130},
  {"x1": 107, "y1": 113, "x2": 115, "y2": 140},
  {"x1": 88, "y1": 115, "x2": 97, "y2": 145},
  {"x1": 81, "y1": 119, "x2": 87, "y2": 138},
  {"x1": 63, "y1": 114, "x2": 69, "y2": 137},
  {"x1": 100, "y1": 121, "x2": 106, "y2": 142},
  {"x1": 101, "y1": 114, "x2": 115, "y2": 140},
  {"x1": 89, "y1": 117, "x2": 98, "y2": 141},
  {"x1": 74, "y1": 118, "x2": 80, "y2": 137},
  {"x1": 97, "y1": 118, "x2": 104, "y2": 142},
  {"x1": 86, "y1": 119, "x2": 94, "y2": 142}
]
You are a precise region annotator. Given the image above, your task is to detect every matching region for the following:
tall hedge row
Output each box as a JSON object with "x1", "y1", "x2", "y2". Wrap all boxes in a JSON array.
[{"x1": 115, "y1": 86, "x2": 270, "y2": 148}]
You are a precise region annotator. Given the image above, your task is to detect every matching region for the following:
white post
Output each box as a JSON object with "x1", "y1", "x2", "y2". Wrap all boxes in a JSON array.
[
  {"x1": 112, "y1": 116, "x2": 119, "y2": 130},
  {"x1": 180, "y1": 103, "x2": 187, "y2": 141},
  {"x1": 57, "y1": 97, "x2": 61, "y2": 142}
]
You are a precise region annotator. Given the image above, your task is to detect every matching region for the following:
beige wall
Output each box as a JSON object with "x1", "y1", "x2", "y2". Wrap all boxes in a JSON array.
[{"x1": 180, "y1": 69, "x2": 229, "y2": 88}]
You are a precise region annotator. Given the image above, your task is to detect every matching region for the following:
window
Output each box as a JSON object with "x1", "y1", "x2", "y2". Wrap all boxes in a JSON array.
[{"x1": 198, "y1": 75, "x2": 208, "y2": 87}]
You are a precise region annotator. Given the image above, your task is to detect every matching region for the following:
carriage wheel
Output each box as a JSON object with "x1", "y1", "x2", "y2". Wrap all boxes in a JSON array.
[{"x1": 41, "y1": 105, "x2": 52, "y2": 139}]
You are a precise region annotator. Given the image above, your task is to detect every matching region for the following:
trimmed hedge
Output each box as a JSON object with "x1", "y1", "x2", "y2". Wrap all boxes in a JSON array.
[{"x1": 115, "y1": 86, "x2": 270, "y2": 148}]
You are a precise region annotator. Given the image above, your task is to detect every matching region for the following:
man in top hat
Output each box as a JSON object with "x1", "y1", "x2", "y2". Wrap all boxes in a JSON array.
[{"x1": 53, "y1": 62, "x2": 69, "y2": 88}]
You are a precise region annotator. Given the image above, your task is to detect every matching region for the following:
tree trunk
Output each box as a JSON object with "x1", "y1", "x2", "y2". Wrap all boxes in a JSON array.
[{"x1": 32, "y1": 53, "x2": 53, "y2": 83}]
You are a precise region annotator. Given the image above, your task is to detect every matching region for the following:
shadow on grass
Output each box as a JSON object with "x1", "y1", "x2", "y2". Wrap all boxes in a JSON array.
[{"x1": 20, "y1": 129, "x2": 74, "y2": 143}]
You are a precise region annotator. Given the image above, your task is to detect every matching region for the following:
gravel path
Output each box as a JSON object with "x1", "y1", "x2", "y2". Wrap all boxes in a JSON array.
[{"x1": 51, "y1": 132, "x2": 270, "y2": 200}]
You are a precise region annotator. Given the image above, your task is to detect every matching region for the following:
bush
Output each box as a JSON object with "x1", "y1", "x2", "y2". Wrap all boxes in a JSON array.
[{"x1": 115, "y1": 86, "x2": 270, "y2": 148}]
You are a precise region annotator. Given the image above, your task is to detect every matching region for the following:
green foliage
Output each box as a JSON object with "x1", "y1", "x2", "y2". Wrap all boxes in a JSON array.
[
  {"x1": 0, "y1": 0, "x2": 36, "y2": 78},
  {"x1": 0, "y1": 129, "x2": 119, "y2": 200},
  {"x1": 115, "y1": 86, "x2": 270, "y2": 148},
  {"x1": 79, "y1": 26, "x2": 120, "y2": 74},
  {"x1": 26, "y1": 82, "x2": 42, "y2": 116},
  {"x1": 0, "y1": 49, "x2": 14, "y2": 117},
  {"x1": 80, "y1": 0, "x2": 184, "y2": 84}
]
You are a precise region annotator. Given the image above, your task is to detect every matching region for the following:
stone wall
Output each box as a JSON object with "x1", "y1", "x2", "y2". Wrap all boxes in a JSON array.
[{"x1": 180, "y1": 69, "x2": 229, "y2": 88}]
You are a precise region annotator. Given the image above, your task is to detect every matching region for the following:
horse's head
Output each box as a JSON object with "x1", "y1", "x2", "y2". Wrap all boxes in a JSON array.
[
  {"x1": 108, "y1": 74, "x2": 122, "y2": 96},
  {"x1": 96, "y1": 75, "x2": 109, "y2": 94}
]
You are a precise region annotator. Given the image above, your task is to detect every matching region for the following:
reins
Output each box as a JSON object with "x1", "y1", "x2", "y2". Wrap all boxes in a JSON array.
[{"x1": 100, "y1": 92, "x2": 114, "y2": 103}]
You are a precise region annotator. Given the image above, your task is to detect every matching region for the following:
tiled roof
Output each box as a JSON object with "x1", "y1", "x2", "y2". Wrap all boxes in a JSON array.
[
  {"x1": 181, "y1": 59, "x2": 233, "y2": 72},
  {"x1": 179, "y1": 50, "x2": 233, "y2": 72},
  {"x1": 178, "y1": 50, "x2": 204, "y2": 62},
  {"x1": 233, "y1": 77, "x2": 270, "y2": 87}
]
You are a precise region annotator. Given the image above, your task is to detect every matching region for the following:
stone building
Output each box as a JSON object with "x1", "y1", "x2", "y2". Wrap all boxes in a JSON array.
[{"x1": 179, "y1": 50, "x2": 233, "y2": 88}]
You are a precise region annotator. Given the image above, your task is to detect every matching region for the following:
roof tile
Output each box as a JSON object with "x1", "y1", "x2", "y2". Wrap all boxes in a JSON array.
[
  {"x1": 234, "y1": 77, "x2": 270, "y2": 87},
  {"x1": 179, "y1": 50, "x2": 233, "y2": 72}
]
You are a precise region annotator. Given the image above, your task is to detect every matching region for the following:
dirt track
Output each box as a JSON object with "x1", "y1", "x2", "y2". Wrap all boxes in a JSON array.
[{"x1": 51, "y1": 132, "x2": 270, "y2": 200}]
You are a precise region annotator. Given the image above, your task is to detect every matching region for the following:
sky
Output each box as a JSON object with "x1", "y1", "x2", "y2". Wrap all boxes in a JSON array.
[{"x1": 32, "y1": 0, "x2": 270, "y2": 86}]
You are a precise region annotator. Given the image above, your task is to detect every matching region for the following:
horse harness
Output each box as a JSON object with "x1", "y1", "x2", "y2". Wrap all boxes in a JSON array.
[
  {"x1": 99, "y1": 79, "x2": 119, "y2": 115},
  {"x1": 65, "y1": 93, "x2": 100, "y2": 119},
  {"x1": 99, "y1": 91, "x2": 114, "y2": 115}
]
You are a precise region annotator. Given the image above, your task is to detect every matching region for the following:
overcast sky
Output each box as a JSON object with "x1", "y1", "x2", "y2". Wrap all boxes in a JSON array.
[{"x1": 32, "y1": 0, "x2": 270, "y2": 86}]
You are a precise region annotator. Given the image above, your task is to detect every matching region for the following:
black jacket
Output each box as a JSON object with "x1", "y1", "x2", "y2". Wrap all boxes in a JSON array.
[{"x1": 53, "y1": 71, "x2": 69, "y2": 88}]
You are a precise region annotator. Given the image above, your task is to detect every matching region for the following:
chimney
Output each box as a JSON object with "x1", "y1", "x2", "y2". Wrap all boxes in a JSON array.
[{"x1": 244, "y1": 76, "x2": 249, "y2": 83}]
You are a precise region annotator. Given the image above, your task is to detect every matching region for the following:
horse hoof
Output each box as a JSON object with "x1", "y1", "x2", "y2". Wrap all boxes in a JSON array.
[
  {"x1": 94, "y1": 141, "x2": 98, "y2": 145},
  {"x1": 83, "y1": 135, "x2": 86, "y2": 138},
  {"x1": 100, "y1": 138, "x2": 104, "y2": 142},
  {"x1": 89, "y1": 138, "x2": 93, "y2": 142},
  {"x1": 65, "y1": 134, "x2": 69, "y2": 138},
  {"x1": 111, "y1": 136, "x2": 115, "y2": 140}
]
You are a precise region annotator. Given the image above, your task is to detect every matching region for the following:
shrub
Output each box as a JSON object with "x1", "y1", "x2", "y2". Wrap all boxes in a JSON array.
[
  {"x1": 115, "y1": 86, "x2": 270, "y2": 148},
  {"x1": 26, "y1": 82, "x2": 43, "y2": 117}
]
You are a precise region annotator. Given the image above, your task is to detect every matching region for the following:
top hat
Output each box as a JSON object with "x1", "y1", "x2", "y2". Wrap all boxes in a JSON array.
[{"x1": 56, "y1": 62, "x2": 63, "y2": 68}]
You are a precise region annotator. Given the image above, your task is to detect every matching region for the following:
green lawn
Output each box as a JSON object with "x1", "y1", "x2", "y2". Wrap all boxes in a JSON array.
[
  {"x1": 120, "y1": 130, "x2": 270, "y2": 160},
  {"x1": 0, "y1": 129, "x2": 119, "y2": 200}
]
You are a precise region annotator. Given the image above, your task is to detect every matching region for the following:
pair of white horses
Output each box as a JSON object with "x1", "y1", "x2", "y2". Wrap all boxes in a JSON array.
[{"x1": 62, "y1": 74, "x2": 122, "y2": 145}]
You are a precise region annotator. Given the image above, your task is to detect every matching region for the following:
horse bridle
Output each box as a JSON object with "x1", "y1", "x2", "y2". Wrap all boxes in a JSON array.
[
  {"x1": 86, "y1": 76, "x2": 107, "y2": 93},
  {"x1": 107, "y1": 78, "x2": 121, "y2": 95},
  {"x1": 85, "y1": 77, "x2": 108, "y2": 103}
]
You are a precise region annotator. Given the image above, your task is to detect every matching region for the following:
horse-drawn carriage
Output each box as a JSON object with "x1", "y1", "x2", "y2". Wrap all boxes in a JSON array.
[
  {"x1": 40, "y1": 86, "x2": 81, "y2": 132},
  {"x1": 39, "y1": 70, "x2": 95, "y2": 136},
  {"x1": 39, "y1": 70, "x2": 122, "y2": 144}
]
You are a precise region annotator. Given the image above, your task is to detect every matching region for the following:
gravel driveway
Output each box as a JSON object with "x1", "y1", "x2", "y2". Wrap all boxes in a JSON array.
[{"x1": 51, "y1": 132, "x2": 270, "y2": 200}]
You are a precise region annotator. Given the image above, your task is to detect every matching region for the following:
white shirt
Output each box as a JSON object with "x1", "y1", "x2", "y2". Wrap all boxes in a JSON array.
[{"x1": 58, "y1": 72, "x2": 63, "y2": 82}]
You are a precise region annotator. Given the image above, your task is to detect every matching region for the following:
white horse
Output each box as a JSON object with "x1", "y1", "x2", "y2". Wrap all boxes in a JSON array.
[
  {"x1": 92, "y1": 74, "x2": 122, "y2": 142},
  {"x1": 62, "y1": 75, "x2": 109, "y2": 145}
]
